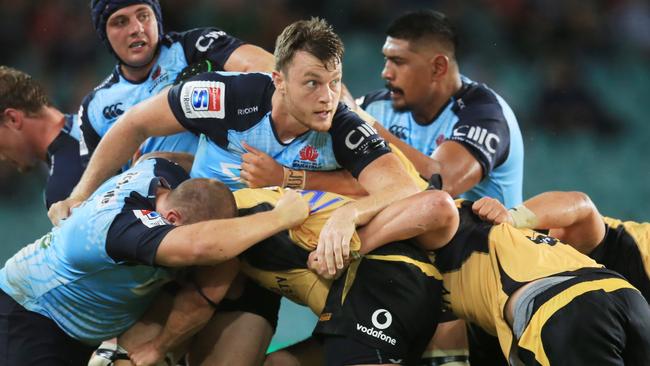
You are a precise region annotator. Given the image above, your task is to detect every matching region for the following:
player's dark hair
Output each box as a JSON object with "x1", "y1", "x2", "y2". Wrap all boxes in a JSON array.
[
  {"x1": 0, "y1": 66, "x2": 51, "y2": 121},
  {"x1": 274, "y1": 17, "x2": 344, "y2": 73},
  {"x1": 167, "y1": 178, "x2": 237, "y2": 224},
  {"x1": 386, "y1": 10, "x2": 458, "y2": 56}
]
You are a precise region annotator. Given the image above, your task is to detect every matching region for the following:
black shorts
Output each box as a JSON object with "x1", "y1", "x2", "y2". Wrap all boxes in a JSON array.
[
  {"x1": 466, "y1": 322, "x2": 508, "y2": 366},
  {"x1": 314, "y1": 240, "x2": 443, "y2": 365},
  {"x1": 516, "y1": 272, "x2": 650, "y2": 365},
  {"x1": 216, "y1": 277, "x2": 281, "y2": 330},
  {"x1": 0, "y1": 289, "x2": 95, "y2": 366}
]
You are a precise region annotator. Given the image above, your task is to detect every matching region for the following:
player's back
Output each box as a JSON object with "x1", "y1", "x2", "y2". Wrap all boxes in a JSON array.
[
  {"x1": 597, "y1": 216, "x2": 650, "y2": 299},
  {"x1": 0, "y1": 159, "x2": 183, "y2": 344},
  {"x1": 433, "y1": 200, "x2": 602, "y2": 338}
]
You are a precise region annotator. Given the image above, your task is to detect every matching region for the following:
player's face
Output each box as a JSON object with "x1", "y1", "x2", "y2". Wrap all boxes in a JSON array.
[
  {"x1": 0, "y1": 121, "x2": 38, "y2": 172},
  {"x1": 381, "y1": 37, "x2": 435, "y2": 112},
  {"x1": 106, "y1": 4, "x2": 159, "y2": 68},
  {"x1": 280, "y1": 51, "x2": 342, "y2": 132}
]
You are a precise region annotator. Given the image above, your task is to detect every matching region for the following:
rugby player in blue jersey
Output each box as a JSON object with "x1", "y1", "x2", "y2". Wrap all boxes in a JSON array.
[
  {"x1": 351, "y1": 11, "x2": 526, "y2": 365},
  {"x1": 51, "y1": 17, "x2": 420, "y2": 278},
  {"x1": 79, "y1": 0, "x2": 275, "y2": 164},
  {"x1": 0, "y1": 66, "x2": 84, "y2": 209},
  {"x1": 0, "y1": 156, "x2": 308, "y2": 366}
]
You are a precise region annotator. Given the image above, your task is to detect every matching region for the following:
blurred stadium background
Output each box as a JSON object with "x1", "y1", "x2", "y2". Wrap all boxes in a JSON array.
[{"x1": 1, "y1": 0, "x2": 648, "y2": 260}]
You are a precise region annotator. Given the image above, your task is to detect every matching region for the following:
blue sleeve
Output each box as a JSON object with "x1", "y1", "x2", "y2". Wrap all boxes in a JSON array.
[
  {"x1": 77, "y1": 94, "x2": 102, "y2": 167},
  {"x1": 449, "y1": 105, "x2": 511, "y2": 176},
  {"x1": 173, "y1": 28, "x2": 244, "y2": 70},
  {"x1": 167, "y1": 71, "x2": 273, "y2": 147},
  {"x1": 45, "y1": 133, "x2": 85, "y2": 209},
  {"x1": 105, "y1": 206, "x2": 176, "y2": 266},
  {"x1": 329, "y1": 103, "x2": 392, "y2": 178}
]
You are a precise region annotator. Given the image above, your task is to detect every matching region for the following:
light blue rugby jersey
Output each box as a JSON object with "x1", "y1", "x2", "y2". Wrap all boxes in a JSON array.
[
  {"x1": 78, "y1": 28, "x2": 244, "y2": 164},
  {"x1": 359, "y1": 76, "x2": 524, "y2": 208},
  {"x1": 0, "y1": 158, "x2": 188, "y2": 345},
  {"x1": 168, "y1": 72, "x2": 391, "y2": 191}
]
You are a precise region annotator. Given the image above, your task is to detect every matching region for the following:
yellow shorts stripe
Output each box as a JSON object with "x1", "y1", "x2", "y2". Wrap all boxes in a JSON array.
[
  {"x1": 518, "y1": 277, "x2": 636, "y2": 366},
  {"x1": 364, "y1": 254, "x2": 443, "y2": 280}
]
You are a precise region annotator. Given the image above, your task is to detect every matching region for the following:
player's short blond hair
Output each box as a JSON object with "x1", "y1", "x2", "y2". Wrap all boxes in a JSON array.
[
  {"x1": 167, "y1": 178, "x2": 237, "y2": 224},
  {"x1": 274, "y1": 17, "x2": 344, "y2": 73}
]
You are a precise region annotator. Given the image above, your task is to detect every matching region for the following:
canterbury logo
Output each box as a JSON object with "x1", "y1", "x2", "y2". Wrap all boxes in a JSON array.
[
  {"x1": 388, "y1": 125, "x2": 409, "y2": 140},
  {"x1": 103, "y1": 102, "x2": 124, "y2": 119},
  {"x1": 452, "y1": 125, "x2": 499, "y2": 154},
  {"x1": 345, "y1": 124, "x2": 376, "y2": 150}
]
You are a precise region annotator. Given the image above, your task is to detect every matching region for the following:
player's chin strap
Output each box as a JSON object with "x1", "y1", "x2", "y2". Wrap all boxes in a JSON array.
[{"x1": 88, "y1": 341, "x2": 175, "y2": 366}]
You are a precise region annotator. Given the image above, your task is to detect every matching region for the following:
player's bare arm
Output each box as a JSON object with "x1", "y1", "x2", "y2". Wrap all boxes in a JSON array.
[
  {"x1": 317, "y1": 152, "x2": 421, "y2": 275},
  {"x1": 155, "y1": 189, "x2": 308, "y2": 266},
  {"x1": 48, "y1": 89, "x2": 184, "y2": 225}
]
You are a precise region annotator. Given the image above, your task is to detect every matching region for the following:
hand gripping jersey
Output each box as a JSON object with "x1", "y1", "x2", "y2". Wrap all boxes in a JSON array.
[
  {"x1": 45, "y1": 113, "x2": 84, "y2": 209},
  {"x1": 168, "y1": 72, "x2": 391, "y2": 190},
  {"x1": 593, "y1": 217, "x2": 650, "y2": 300},
  {"x1": 359, "y1": 76, "x2": 524, "y2": 207},
  {"x1": 234, "y1": 187, "x2": 361, "y2": 313},
  {"x1": 0, "y1": 158, "x2": 188, "y2": 345},
  {"x1": 433, "y1": 200, "x2": 610, "y2": 358},
  {"x1": 78, "y1": 28, "x2": 244, "y2": 163}
]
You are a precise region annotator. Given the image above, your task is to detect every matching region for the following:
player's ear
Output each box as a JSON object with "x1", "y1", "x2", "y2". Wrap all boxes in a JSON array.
[
  {"x1": 272, "y1": 70, "x2": 285, "y2": 94},
  {"x1": 430, "y1": 54, "x2": 449, "y2": 80},
  {"x1": 164, "y1": 209, "x2": 182, "y2": 226},
  {"x1": 2, "y1": 108, "x2": 24, "y2": 130}
]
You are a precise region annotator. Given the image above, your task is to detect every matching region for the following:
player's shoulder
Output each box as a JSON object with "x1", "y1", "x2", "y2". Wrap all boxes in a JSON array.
[
  {"x1": 82, "y1": 68, "x2": 122, "y2": 107},
  {"x1": 357, "y1": 88, "x2": 391, "y2": 109},
  {"x1": 452, "y1": 77, "x2": 505, "y2": 120},
  {"x1": 162, "y1": 27, "x2": 229, "y2": 46}
]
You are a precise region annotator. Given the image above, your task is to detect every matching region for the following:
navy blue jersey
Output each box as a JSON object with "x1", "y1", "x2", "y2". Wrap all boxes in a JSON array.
[
  {"x1": 0, "y1": 158, "x2": 188, "y2": 345},
  {"x1": 167, "y1": 72, "x2": 390, "y2": 190},
  {"x1": 359, "y1": 76, "x2": 524, "y2": 207},
  {"x1": 78, "y1": 28, "x2": 244, "y2": 164},
  {"x1": 45, "y1": 114, "x2": 84, "y2": 209}
]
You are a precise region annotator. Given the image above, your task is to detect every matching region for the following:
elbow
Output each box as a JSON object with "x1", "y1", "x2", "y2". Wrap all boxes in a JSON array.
[
  {"x1": 567, "y1": 191, "x2": 599, "y2": 218},
  {"x1": 423, "y1": 190, "x2": 457, "y2": 225}
]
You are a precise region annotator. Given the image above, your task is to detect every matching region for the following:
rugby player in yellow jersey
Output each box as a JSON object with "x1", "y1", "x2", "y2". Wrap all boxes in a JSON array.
[
  {"x1": 357, "y1": 188, "x2": 650, "y2": 365},
  {"x1": 119, "y1": 187, "x2": 454, "y2": 366},
  {"x1": 472, "y1": 190, "x2": 650, "y2": 302}
]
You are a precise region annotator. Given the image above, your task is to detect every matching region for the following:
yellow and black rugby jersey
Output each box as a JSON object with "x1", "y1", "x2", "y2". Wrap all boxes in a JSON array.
[
  {"x1": 234, "y1": 187, "x2": 362, "y2": 253},
  {"x1": 389, "y1": 143, "x2": 429, "y2": 191},
  {"x1": 234, "y1": 188, "x2": 361, "y2": 314},
  {"x1": 595, "y1": 217, "x2": 650, "y2": 299},
  {"x1": 432, "y1": 199, "x2": 602, "y2": 357}
]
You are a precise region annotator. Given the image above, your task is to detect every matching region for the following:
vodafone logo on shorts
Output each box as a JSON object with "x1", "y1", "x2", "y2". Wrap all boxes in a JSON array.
[
  {"x1": 371, "y1": 309, "x2": 393, "y2": 329},
  {"x1": 180, "y1": 80, "x2": 226, "y2": 119},
  {"x1": 356, "y1": 308, "x2": 396, "y2": 346}
]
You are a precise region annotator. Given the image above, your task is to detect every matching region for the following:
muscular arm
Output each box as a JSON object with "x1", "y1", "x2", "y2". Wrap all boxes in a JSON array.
[
  {"x1": 473, "y1": 191, "x2": 605, "y2": 254},
  {"x1": 156, "y1": 190, "x2": 308, "y2": 267},
  {"x1": 374, "y1": 122, "x2": 481, "y2": 197},
  {"x1": 127, "y1": 262, "x2": 239, "y2": 365},
  {"x1": 223, "y1": 44, "x2": 275, "y2": 73},
  {"x1": 48, "y1": 90, "x2": 185, "y2": 224},
  {"x1": 522, "y1": 191, "x2": 605, "y2": 254},
  {"x1": 357, "y1": 189, "x2": 458, "y2": 253},
  {"x1": 317, "y1": 153, "x2": 421, "y2": 274}
]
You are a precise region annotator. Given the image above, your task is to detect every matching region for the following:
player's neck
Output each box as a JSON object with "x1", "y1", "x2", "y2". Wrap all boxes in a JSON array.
[
  {"x1": 412, "y1": 74, "x2": 462, "y2": 123},
  {"x1": 119, "y1": 56, "x2": 158, "y2": 82},
  {"x1": 33, "y1": 107, "x2": 65, "y2": 161},
  {"x1": 270, "y1": 91, "x2": 309, "y2": 142}
]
